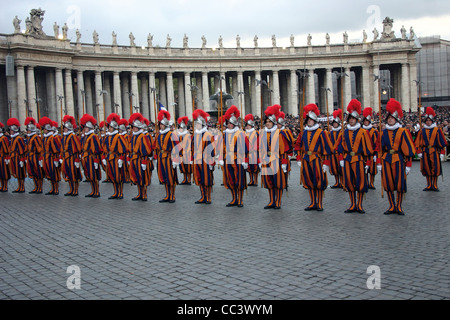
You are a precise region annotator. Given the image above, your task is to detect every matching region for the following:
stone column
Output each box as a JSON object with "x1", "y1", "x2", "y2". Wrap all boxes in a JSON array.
[
  {"x1": 94, "y1": 71, "x2": 104, "y2": 122},
  {"x1": 64, "y1": 69, "x2": 75, "y2": 117},
  {"x1": 344, "y1": 67, "x2": 352, "y2": 107},
  {"x1": 26, "y1": 66, "x2": 38, "y2": 119},
  {"x1": 140, "y1": 73, "x2": 150, "y2": 119},
  {"x1": 159, "y1": 74, "x2": 167, "y2": 108},
  {"x1": 112, "y1": 71, "x2": 122, "y2": 116},
  {"x1": 272, "y1": 70, "x2": 280, "y2": 106},
  {"x1": 290, "y1": 70, "x2": 298, "y2": 116},
  {"x1": 16, "y1": 65, "x2": 27, "y2": 127},
  {"x1": 401, "y1": 63, "x2": 410, "y2": 110},
  {"x1": 177, "y1": 74, "x2": 185, "y2": 118},
  {"x1": 202, "y1": 71, "x2": 209, "y2": 112},
  {"x1": 237, "y1": 71, "x2": 246, "y2": 116},
  {"x1": 103, "y1": 73, "x2": 112, "y2": 117},
  {"x1": 409, "y1": 61, "x2": 418, "y2": 112},
  {"x1": 325, "y1": 68, "x2": 334, "y2": 114},
  {"x1": 6, "y1": 73, "x2": 18, "y2": 119},
  {"x1": 307, "y1": 69, "x2": 316, "y2": 105},
  {"x1": 84, "y1": 73, "x2": 93, "y2": 116},
  {"x1": 148, "y1": 72, "x2": 157, "y2": 123},
  {"x1": 131, "y1": 71, "x2": 139, "y2": 113},
  {"x1": 255, "y1": 71, "x2": 262, "y2": 117},
  {"x1": 121, "y1": 73, "x2": 130, "y2": 119},
  {"x1": 361, "y1": 66, "x2": 371, "y2": 110},
  {"x1": 372, "y1": 65, "x2": 380, "y2": 112},
  {"x1": 166, "y1": 72, "x2": 175, "y2": 117},
  {"x1": 55, "y1": 68, "x2": 64, "y2": 124},
  {"x1": 76, "y1": 70, "x2": 85, "y2": 117},
  {"x1": 184, "y1": 72, "x2": 193, "y2": 118}
]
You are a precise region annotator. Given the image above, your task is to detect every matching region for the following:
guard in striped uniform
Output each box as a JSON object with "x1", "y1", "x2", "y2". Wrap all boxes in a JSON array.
[
  {"x1": 334, "y1": 100, "x2": 375, "y2": 214},
  {"x1": 119, "y1": 118, "x2": 131, "y2": 184},
  {"x1": 0, "y1": 122, "x2": 11, "y2": 192},
  {"x1": 294, "y1": 104, "x2": 334, "y2": 211},
  {"x1": 24, "y1": 117, "x2": 44, "y2": 194},
  {"x1": 128, "y1": 113, "x2": 153, "y2": 201},
  {"x1": 39, "y1": 117, "x2": 61, "y2": 195},
  {"x1": 328, "y1": 109, "x2": 344, "y2": 189},
  {"x1": 376, "y1": 99, "x2": 416, "y2": 215},
  {"x1": 99, "y1": 121, "x2": 109, "y2": 183},
  {"x1": 104, "y1": 113, "x2": 128, "y2": 199},
  {"x1": 415, "y1": 107, "x2": 447, "y2": 192},
  {"x1": 244, "y1": 114, "x2": 260, "y2": 186},
  {"x1": 155, "y1": 110, "x2": 179, "y2": 203},
  {"x1": 61, "y1": 115, "x2": 83, "y2": 196},
  {"x1": 177, "y1": 116, "x2": 192, "y2": 185},
  {"x1": 218, "y1": 106, "x2": 248, "y2": 208},
  {"x1": 260, "y1": 105, "x2": 291, "y2": 209},
  {"x1": 192, "y1": 109, "x2": 215, "y2": 204},
  {"x1": 275, "y1": 107, "x2": 294, "y2": 192},
  {"x1": 80, "y1": 114, "x2": 102, "y2": 198},
  {"x1": 362, "y1": 107, "x2": 379, "y2": 190},
  {"x1": 7, "y1": 118, "x2": 26, "y2": 193}
]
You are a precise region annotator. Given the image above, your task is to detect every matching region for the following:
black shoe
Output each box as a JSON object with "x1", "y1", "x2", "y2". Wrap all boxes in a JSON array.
[
  {"x1": 384, "y1": 210, "x2": 395, "y2": 215},
  {"x1": 117, "y1": 196, "x2": 123, "y2": 199},
  {"x1": 141, "y1": 198, "x2": 148, "y2": 202},
  {"x1": 71, "y1": 193, "x2": 78, "y2": 197},
  {"x1": 357, "y1": 209, "x2": 366, "y2": 214},
  {"x1": 168, "y1": 200, "x2": 175, "y2": 203},
  {"x1": 195, "y1": 200, "x2": 205, "y2": 204},
  {"x1": 29, "y1": 190, "x2": 37, "y2": 194},
  {"x1": 423, "y1": 188, "x2": 432, "y2": 191},
  {"x1": 264, "y1": 205, "x2": 274, "y2": 209},
  {"x1": 433, "y1": 188, "x2": 440, "y2": 192},
  {"x1": 159, "y1": 199, "x2": 169, "y2": 203},
  {"x1": 92, "y1": 194, "x2": 100, "y2": 198},
  {"x1": 237, "y1": 204, "x2": 244, "y2": 208},
  {"x1": 132, "y1": 196, "x2": 142, "y2": 201},
  {"x1": 305, "y1": 206, "x2": 317, "y2": 211},
  {"x1": 316, "y1": 208, "x2": 324, "y2": 211},
  {"x1": 368, "y1": 186, "x2": 376, "y2": 190},
  {"x1": 45, "y1": 192, "x2": 55, "y2": 195},
  {"x1": 345, "y1": 209, "x2": 355, "y2": 214},
  {"x1": 226, "y1": 203, "x2": 237, "y2": 207},
  {"x1": 397, "y1": 210, "x2": 405, "y2": 216},
  {"x1": 205, "y1": 201, "x2": 211, "y2": 205},
  {"x1": 64, "y1": 192, "x2": 73, "y2": 196},
  {"x1": 330, "y1": 185, "x2": 340, "y2": 189},
  {"x1": 273, "y1": 206, "x2": 281, "y2": 210},
  {"x1": 108, "y1": 196, "x2": 118, "y2": 199},
  {"x1": 85, "y1": 194, "x2": 93, "y2": 198}
]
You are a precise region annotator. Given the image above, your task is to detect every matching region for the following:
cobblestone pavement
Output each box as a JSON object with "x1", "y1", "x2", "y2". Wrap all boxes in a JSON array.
[{"x1": 0, "y1": 161, "x2": 449, "y2": 300}]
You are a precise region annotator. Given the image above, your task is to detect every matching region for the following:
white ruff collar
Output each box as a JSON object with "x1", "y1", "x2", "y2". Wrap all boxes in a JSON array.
[
  {"x1": 11, "y1": 132, "x2": 20, "y2": 138},
  {"x1": 27, "y1": 132, "x2": 36, "y2": 137},
  {"x1": 423, "y1": 123, "x2": 436, "y2": 130},
  {"x1": 347, "y1": 123, "x2": 361, "y2": 131},
  {"x1": 159, "y1": 128, "x2": 170, "y2": 135},
  {"x1": 85, "y1": 129, "x2": 95, "y2": 136},
  {"x1": 133, "y1": 129, "x2": 144, "y2": 136},
  {"x1": 386, "y1": 123, "x2": 402, "y2": 131},
  {"x1": 195, "y1": 127, "x2": 207, "y2": 134},
  {"x1": 304, "y1": 124, "x2": 319, "y2": 131},
  {"x1": 246, "y1": 128, "x2": 255, "y2": 134},
  {"x1": 225, "y1": 127, "x2": 239, "y2": 134},
  {"x1": 63, "y1": 131, "x2": 73, "y2": 136},
  {"x1": 264, "y1": 126, "x2": 277, "y2": 133},
  {"x1": 331, "y1": 126, "x2": 341, "y2": 132},
  {"x1": 178, "y1": 130, "x2": 188, "y2": 137},
  {"x1": 44, "y1": 132, "x2": 53, "y2": 138},
  {"x1": 363, "y1": 124, "x2": 373, "y2": 130}
]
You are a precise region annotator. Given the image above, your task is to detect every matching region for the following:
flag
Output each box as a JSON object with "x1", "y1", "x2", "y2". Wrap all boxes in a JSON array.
[{"x1": 159, "y1": 102, "x2": 167, "y2": 111}]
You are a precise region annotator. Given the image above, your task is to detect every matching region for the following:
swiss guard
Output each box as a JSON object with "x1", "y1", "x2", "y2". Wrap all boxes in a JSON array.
[
  {"x1": 334, "y1": 100, "x2": 374, "y2": 214},
  {"x1": 39, "y1": 117, "x2": 61, "y2": 195},
  {"x1": 128, "y1": 113, "x2": 153, "y2": 201},
  {"x1": 61, "y1": 115, "x2": 82, "y2": 196},
  {"x1": 415, "y1": 107, "x2": 447, "y2": 191},
  {"x1": 362, "y1": 107, "x2": 379, "y2": 190},
  {"x1": 295, "y1": 104, "x2": 334, "y2": 211},
  {"x1": 376, "y1": 98, "x2": 416, "y2": 215},
  {"x1": 177, "y1": 116, "x2": 192, "y2": 185},
  {"x1": 0, "y1": 121, "x2": 11, "y2": 192},
  {"x1": 104, "y1": 113, "x2": 127, "y2": 199},
  {"x1": 275, "y1": 106, "x2": 294, "y2": 191},
  {"x1": 119, "y1": 118, "x2": 131, "y2": 184},
  {"x1": 328, "y1": 109, "x2": 344, "y2": 189},
  {"x1": 7, "y1": 118, "x2": 26, "y2": 193},
  {"x1": 80, "y1": 114, "x2": 102, "y2": 198},
  {"x1": 25, "y1": 117, "x2": 44, "y2": 194},
  {"x1": 192, "y1": 109, "x2": 215, "y2": 204},
  {"x1": 155, "y1": 109, "x2": 179, "y2": 203},
  {"x1": 218, "y1": 105, "x2": 248, "y2": 208},
  {"x1": 244, "y1": 114, "x2": 260, "y2": 186},
  {"x1": 260, "y1": 105, "x2": 290, "y2": 209}
]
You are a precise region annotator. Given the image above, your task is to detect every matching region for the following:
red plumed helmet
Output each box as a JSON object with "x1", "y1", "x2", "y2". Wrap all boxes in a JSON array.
[
  {"x1": 158, "y1": 110, "x2": 171, "y2": 126},
  {"x1": 7, "y1": 118, "x2": 20, "y2": 131},
  {"x1": 119, "y1": 118, "x2": 128, "y2": 127},
  {"x1": 386, "y1": 98, "x2": 403, "y2": 121},
  {"x1": 143, "y1": 118, "x2": 150, "y2": 126},
  {"x1": 362, "y1": 107, "x2": 373, "y2": 122},
  {"x1": 424, "y1": 106, "x2": 436, "y2": 121},
  {"x1": 99, "y1": 121, "x2": 106, "y2": 128},
  {"x1": 265, "y1": 105, "x2": 280, "y2": 123},
  {"x1": 0, "y1": 122, "x2": 4, "y2": 128},
  {"x1": 24, "y1": 117, "x2": 37, "y2": 130},
  {"x1": 303, "y1": 104, "x2": 320, "y2": 121},
  {"x1": 107, "y1": 113, "x2": 120, "y2": 125},
  {"x1": 193, "y1": 109, "x2": 210, "y2": 126},
  {"x1": 129, "y1": 113, "x2": 145, "y2": 129},
  {"x1": 39, "y1": 116, "x2": 53, "y2": 130},
  {"x1": 80, "y1": 114, "x2": 97, "y2": 129},
  {"x1": 177, "y1": 116, "x2": 189, "y2": 128},
  {"x1": 62, "y1": 115, "x2": 76, "y2": 130},
  {"x1": 244, "y1": 114, "x2": 255, "y2": 127},
  {"x1": 225, "y1": 105, "x2": 240, "y2": 126},
  {"x1": 347, "y1": 99, "x2": 362, "y2": 120}
]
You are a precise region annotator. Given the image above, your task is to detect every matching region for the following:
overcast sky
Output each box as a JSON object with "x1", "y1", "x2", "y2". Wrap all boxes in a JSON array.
[{"x1": 2, "y1": 0, "x2": 450, "y2": 48}]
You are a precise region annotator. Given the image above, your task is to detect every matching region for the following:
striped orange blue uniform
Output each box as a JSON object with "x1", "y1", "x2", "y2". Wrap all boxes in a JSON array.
[
  {"x1": 129, "y1": 130, "x2": 153, "y2": 201},
  {"x1": 219, "y1": 128, "x2": 249, "y2": 207},
  {"x1": 154, "y1": 129, "x2": 179, "y2": 202},
  {"x1": 328, "y1": 128, "x2": 343, "y2": 188},
  {"x1": 61, "y1": 132, "x2": 83, "y2": 196},
  {"x1": 364, "y1": 125, "x2": 379, "y2": 189},
  {"x1": 123, "y1": 133, "x2": 132, "y2": 183},
  {"x1": 104, "y1": 131, "x2": 128, "y2": 199},
  {"x1": 260, "y1": 128, "x2": 291, "y2": 209},
  {"x1": 280, "y1": 127, "x2": 294, "y2": 189},
  {"x1": 0, "y1": 132, "x2": 11, "y2": 192},
  {"x1": 295, "y1": 126, "x2": 334, "y2": 211},
  {"x1": 245, "y1": 128, "x2": 260, "y2": 186},
  {"x1": 42, "y1": 132, "x2": 61, "y2": 195},
  {"x1": 99, "y1": 133, "x2": 109, "y2": 182},
  {"x1": 178, "y1": 131, "x2": 193, "y2": 185},
  {"x1": 415, "y1": 125, "x2": 447, "y2": 191},
  {"x1": 26, "y1": 133, "x2": 44, "y2": 193},
  {"x1": 81, "y1": 131, "x2": 102, "y2": 197},
  {"x1": 192, "y1": 128, "x2": 215, "y2": 204},
  {"x1": 335, "y1": 125, "x2": 374, "y2": 213},
  {"x1": 9, "y1": 133, "x2": 27, "y2": 193},
  {"x1": 376, "y1": 126, "x2": 416, "y2": 214}
]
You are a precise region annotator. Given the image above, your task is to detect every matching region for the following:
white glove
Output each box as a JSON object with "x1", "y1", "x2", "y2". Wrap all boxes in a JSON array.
[
  {"x1": 258, "y1": 163, "x2": 262, "y2": 169},
  {"x1": 74, "y1": 161, "x2": 80, "y2": 168},
  {"x1": 418, "y1": 153, "x2": 423, "y2": 159},
  {"x1": 365, "y1": 165, "x2": 369, "y2": 173},
  {"x1": 19, "y1": 161, "x2": 24, "y2": 167},
  {"x1": 172, "y1": 162, "x2": 179, "y2": 169},
  {"x1": 39, "y1": 160, "x2": 43, "y2": 167},
  {"x1": 242, "y1": 162, "x2": 248, "y2": 170},
  {"x1": 340, "y1": 160, "x2": 344, "y2": 167},
  {"x1": 190, "y1": 161, "x2": 193, "y2": 165},
  {"x1": 118, "y1": 159, "x2": 123, "y2": 168},
  {"x1": 54, "y1": 161, "x2": 59, "y2": 168},
  {"x1": 440, "y1": 154, "x2": 444, "y2": 162},
  {"x1": 405, "y1": 166, "x2": 411, "y2": 175},
  {"x1": 373, "y1": 156, "x2": 377, "y2": 162},
  {"x1": 281, "y1": 164, "x2": 287, "y2": 173},
  {"x1": 5, "y1": 159, "x2": 10, "y2": 165},
  {"x1": 141, "y1": 164, "x2": 147, "y2": 171},
  {"x1": 219, "y1": 160, "x2": 224, "y2": 166},
  {"x1": 208, "y1": 165, "x2": 214, "y2": 171},
  {"x1": 102, "y1": 159, "x2": 107, "y2": 166},
  {"x1": 297, "y1": 161, "x2": 301, "y2": 168},
  {"x1": 149, "y1": 157, "x2": 153, "y2": 161},
  {"x1": 377, "y1": 164, "x2": 382, "y2": 172},
  {"x1": 322, "y1": 165, "x2": 329, "y2": 173},
  {"x1": 59, "y1": 158, "x2": 63, "y2": 164},
  {"x1": 94, "y1": 162, "x2": 99, "y2": 170}
]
